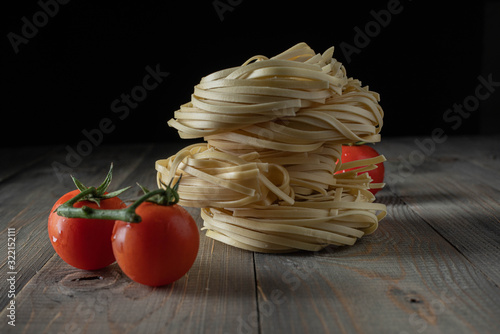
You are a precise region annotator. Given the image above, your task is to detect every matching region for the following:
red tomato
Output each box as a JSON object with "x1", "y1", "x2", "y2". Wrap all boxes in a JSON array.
[
  {"x1": 112, "y1": 202, "x2": 199, "y2": 287},
  {"x1": 48, "y1": 190, "x2": 126, "y2": 270},
  {"x1": 337, "y1": 145, "x2": 385, "y2": 195}
]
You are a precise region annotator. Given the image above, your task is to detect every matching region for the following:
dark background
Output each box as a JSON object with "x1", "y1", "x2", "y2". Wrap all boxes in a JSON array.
[{"x1": 2, "y1": 0, "x2": 500, "y2": 148}]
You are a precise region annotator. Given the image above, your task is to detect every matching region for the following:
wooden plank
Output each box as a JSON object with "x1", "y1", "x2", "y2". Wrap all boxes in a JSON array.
[
  {"x1": 430, "y1": 134, "x2": 500, "y2": 171},
  {"x1": 378, "y1": 135, "x2": 500, "y2": 188},
  {"x1": 0, "y1": 143, "x2": 257, "y2": 334},
  {"x1": 2, "y1": 137, "x2": 499, "y2": 333},
  {"x1": 254, "y1": 192, "x2": 500, "y2": 334},
  {"x1": 0, "y1": 145, "x2": 56, "y2": 183},
  {"x1": 377, "y1": 136, "x2": 500, "y2": 285}
]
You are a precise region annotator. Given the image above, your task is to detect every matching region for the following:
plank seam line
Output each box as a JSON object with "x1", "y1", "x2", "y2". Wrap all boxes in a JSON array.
[
  {"x1": 252, "y1": 252, "x2": 262, "y2": 334},
  {"x1": 394, "y1": 194, "x2": 500, "y2": 290}
]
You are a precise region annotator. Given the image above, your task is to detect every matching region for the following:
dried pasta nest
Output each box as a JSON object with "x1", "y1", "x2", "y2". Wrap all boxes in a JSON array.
[{"x1": 156, "y1": 42, "x2": 387, "y2": 253}]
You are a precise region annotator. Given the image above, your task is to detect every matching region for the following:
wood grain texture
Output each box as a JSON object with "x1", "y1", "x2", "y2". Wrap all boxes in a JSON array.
[
  {"x1": 254, "y1": 192, "x2": 500, "y2": 334},
  {"x1": 1, "y1": 136, "x2": 500, "y2": 333},
  {"x1": 377, "y1": 135, "x2": 500, "y2": 286},
  {"x1": 0, "y1": 145, "x2": 55, "y2": 183}
]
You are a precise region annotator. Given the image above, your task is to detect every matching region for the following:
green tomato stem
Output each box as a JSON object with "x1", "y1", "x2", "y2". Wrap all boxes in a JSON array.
[
  {"x1": 55, "y1": 187, "x2": 168, "y2": 223},
  {"x1": 70, "y1": 163, "x2": 131, "y2": 206}
]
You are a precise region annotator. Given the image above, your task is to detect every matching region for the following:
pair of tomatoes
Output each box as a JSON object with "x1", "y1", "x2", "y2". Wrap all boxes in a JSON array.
[{"x1": 48, "y1": 172, "x2": 199, "y2": 287}]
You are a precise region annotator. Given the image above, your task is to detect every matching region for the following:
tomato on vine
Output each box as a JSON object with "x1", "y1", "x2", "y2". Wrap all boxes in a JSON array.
[
  {"x1": 111, "y1": 180, "x2": 199, "y2": 287},
  {"x1": 48, "y1": 164, "x2": 130, "y2": 270}
]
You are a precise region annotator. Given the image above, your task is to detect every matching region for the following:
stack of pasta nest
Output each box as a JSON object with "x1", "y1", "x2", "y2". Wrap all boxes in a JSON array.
[{"x1": 156, "y1": 42, "x2": 386, "y2": 253}]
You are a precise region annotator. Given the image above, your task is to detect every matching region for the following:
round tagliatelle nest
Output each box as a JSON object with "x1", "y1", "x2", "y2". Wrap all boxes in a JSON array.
[{"x1": 156, "y1": 42, "x2": 387, "y2": 253}]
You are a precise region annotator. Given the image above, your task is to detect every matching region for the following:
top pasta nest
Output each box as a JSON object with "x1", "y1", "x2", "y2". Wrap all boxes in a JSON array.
[{"x1": 168, "y1": 42, "x2": 383, "y2": 145}]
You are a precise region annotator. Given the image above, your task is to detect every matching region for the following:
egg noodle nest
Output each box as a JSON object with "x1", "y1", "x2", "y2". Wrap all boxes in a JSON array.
[{"x1": 156, "y1": 42, "x2": 386, "y2": 253}]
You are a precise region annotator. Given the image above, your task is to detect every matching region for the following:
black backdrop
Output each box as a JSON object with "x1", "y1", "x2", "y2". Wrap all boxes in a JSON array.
[{"x1": 3, "y1": 0, "x2": 499, "y2": 148}]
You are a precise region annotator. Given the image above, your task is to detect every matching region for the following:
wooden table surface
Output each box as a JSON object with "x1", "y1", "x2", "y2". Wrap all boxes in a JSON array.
[{"x1": 1, "y1": 135, "x2": 500, "y2": 334}]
